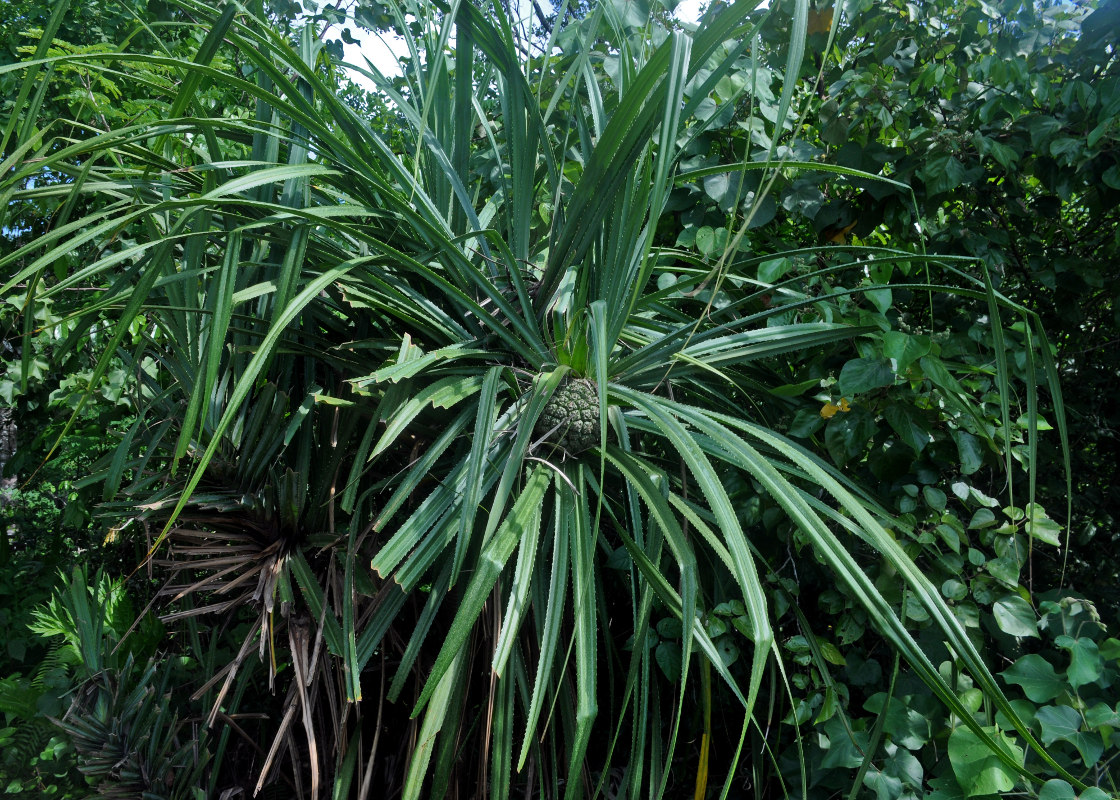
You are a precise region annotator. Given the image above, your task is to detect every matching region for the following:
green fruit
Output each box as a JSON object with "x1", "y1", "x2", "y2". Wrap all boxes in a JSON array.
[{"x1": 535, "y1": 378, "x2": 601, "y2": 455}]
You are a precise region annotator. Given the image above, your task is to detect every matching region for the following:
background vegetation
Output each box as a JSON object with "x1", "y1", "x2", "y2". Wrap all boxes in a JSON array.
[{"x1": 1, "y1": 0, "x2": 1118, "y2": 798}]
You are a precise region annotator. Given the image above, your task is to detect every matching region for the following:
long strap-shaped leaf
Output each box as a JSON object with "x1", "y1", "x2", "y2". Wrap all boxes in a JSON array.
[
  {"x1": 412, "y1": 465, "x2": 551, "y2": 715},
  {"x1": 537, "y1": 0, "x2": 763, "y2": 309},
  {"x1": 563, "y1": 465, "x2": 598, "y2": 800},
  {"x1": 402, "y1": 648, "x2": 467, "y2": 800},
  {"x1": 602, "y1": 448, "x2": 749, "y2": 798},
  {"x1": 537, "y1": 37, "x2": 674, "y2": 308},
  {"x1": 613, "y1": 387, "x2": 774, "y2": 736},
  {"x1": 147, "y1": 261, "x2": 359, "y2": 552},
  {"x1": 665, "y1": 400, "x2": 1082, "y2": 789},
  {"x1": 516, "y1": 489, "x2": 571, "y2": 771}
]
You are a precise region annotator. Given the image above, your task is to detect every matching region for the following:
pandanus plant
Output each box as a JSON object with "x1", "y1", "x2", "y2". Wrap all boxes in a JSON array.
[{"x1": 0, "y1": 0, "x2": 1073, "y2": 796}]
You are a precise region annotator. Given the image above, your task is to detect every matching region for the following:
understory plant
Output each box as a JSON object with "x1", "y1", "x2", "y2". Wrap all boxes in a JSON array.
[{"x1": 0, "y1": 0, "x2": 1086, "y2": 797}]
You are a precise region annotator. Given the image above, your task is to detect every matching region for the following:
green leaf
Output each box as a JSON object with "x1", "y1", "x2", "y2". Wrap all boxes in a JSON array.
[
  {"x1": 702, "y1": 172, "x2": 745, "y2": 212},
  {"x1": 837, "y1": 357, "x2": 894, "y2": 396},
  {"x1": 923, "y1": 486, "x2": 947, "y2": 512},
  {"x1": 1037, "y1": 705, "x2": 1103, "y2": 765},
  {"x1": 1038, "y1": 781, "x2": 1111, "y2": 800},
  {"x1": 1002, "y1": 654, "x2": 1064, "y2": 702},
  {"x1": 921, "y1": 154, "x2": 969, "y2": 194},
  {"x1": 0, "y1": 0, "x2": 71, "y2": 156},
  {"x1": 819, "y1": 715, "x2": 870, "y2": 769},
  {"x1": 863, "y1": 693, "x2": 932, "y2": 750},
  {"x1": 655, "y1": 641, "x2": 682, "y2": 682},
  {"x1": 925, "y1": 775, "x2": 967, "y2": 800},
  {"x1": 788, "y1": 408, "x2": 824, "y2": 438},
  {"x1": 1028, "y1": 116, "x2": 1063, "y2": 149},
  {"x1": 937, "y1": 524, "x2": 961, "y2": 554},
  {"x1": 968, "y1": 508, "x2": 997, "y2": 529},
  {"x1": 987, "y1": 555, "x2": 1021, "y2": 586},
  {"x1": 1099, "y1": 638, "x2": 1120, "y2": 662},
  {"x1": 1103, "y1": 164, "x2": 1120, "y2": 190},
  {"x1": 1039, "y1": 779, "x2": 1078, "y2": 800},
  {"x1": 885, "y1": 403, "x2": 931, "y2": 455},
  {"x1": 1026, "y1": 504, "x2": 1062, "y2": 546},
  {"x1": 656, "y1": 618, "x2": 683, "y2": 639},
  {"x1": 992, "y1": 594, "x2": 1040, "y2": 639},
  {"x1": 941, "y1": 579, "x2": 967, "y2": 601},
  {"x1": 769, "y1": 378, "x2": 820, "y2": 397},
  {"x1": 715, "y1": 637, "x2": 740, "y2": 667},
  {"x1": 758, "y1": 257, "x2": 791, "y2": 283},
  {"x1": 948, "y1": 726, "x2": 1022, "y2": 797},
  {"x1": 1083, "y1": 702, "x2": 1120, "y2": 729},
  {"x1": 865, "y1": 286, "x2": 892, "y2": 314},
  {"x1": 1049, "y1": 137, "x2": 1083, "y2": 166},
  {"x1": 819, "y1": 641, "x2": 846, "y2": 666},
  {"x1": 764, "y1": 0, "x2": 808, "y2": 169},
  {"x1": 361, "y1": 345, "x2": 491, "y2": 384},
  {"x1": 696, "y1": 225, "x2": 729, "y2": 256},
  {"x1": 883, "y1": 331, "x2": 932, "y2": 374},
  {"x1": 824, "y1": 407, "x2": 878, "y2": 466},
  {"x1": 975, "y1": 133, "x2": 1021, "y2": 170},
  {"x1": 1054, "y1": 636, "x2": 1102, "y2": 690},
  {"x1": 869, "y1": 748, "x2": 924, "y2": 799},
  {"x1": 955, "y1": 431, "x2": 985, "y2": 476}
]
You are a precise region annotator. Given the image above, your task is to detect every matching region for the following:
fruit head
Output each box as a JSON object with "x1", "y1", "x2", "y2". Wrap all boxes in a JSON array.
[{"x1": 535, "y1": 378, "x2": 601, "y2": 455}]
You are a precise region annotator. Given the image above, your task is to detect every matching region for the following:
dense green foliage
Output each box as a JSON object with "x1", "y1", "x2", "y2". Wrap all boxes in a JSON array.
[
  {"x1": 1, "y1": 0, "x2": 1118, "y2": 798},
  {"x1": 800, "y1": 0, "x2": 1120, "y2": 608}
]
